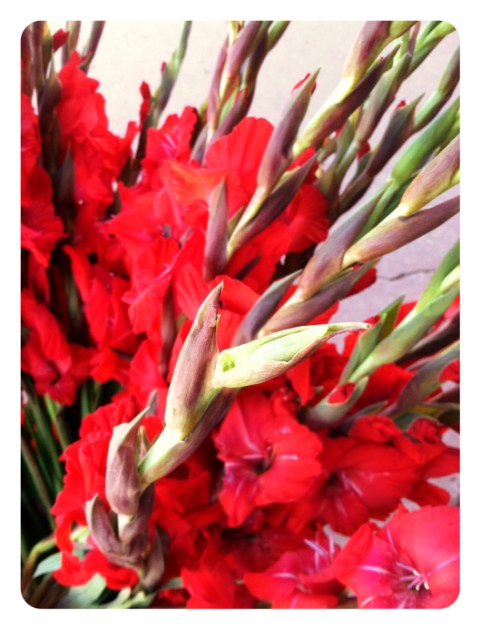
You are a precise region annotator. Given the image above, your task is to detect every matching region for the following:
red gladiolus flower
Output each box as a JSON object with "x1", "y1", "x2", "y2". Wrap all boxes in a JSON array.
[
  {"x1": 21, "y1": 94, "x2": 64, "y2": 268},
  {"x1": 333, "y1": 505, "x2": 460, "y2": 608},
  {"x1": 282, "y1": 434, "x2": 418, "y2": 536},
  {"x1": 395, "y1": 418, "x2": 460, "y2": 507},
  {"x1": 21, "y1": 289, "x2": 93, "y2": 405},
  {"x1": 181, "y1": 547, "x2": 255, "y2": 608},
  {"x1": 213, "y1": 392, "x2": 323, "y2": 527},
  {"x1": 244, "y1": 527, "x2": 342, "y2": 608}
]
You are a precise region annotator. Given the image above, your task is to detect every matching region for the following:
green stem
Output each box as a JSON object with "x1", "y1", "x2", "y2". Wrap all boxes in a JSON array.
[
  {"x1": 21, "y1": 437, "x2": 55, "y2": 530},
  {"x1": 44, "y1": 395, "x2": 70, "y2": 451},
  {"x1": 21, "y1": 534, "x2": 57, "y2": 593},
  {"x1": 24, "y1": 382, "x2": 63, "y2": 484}
]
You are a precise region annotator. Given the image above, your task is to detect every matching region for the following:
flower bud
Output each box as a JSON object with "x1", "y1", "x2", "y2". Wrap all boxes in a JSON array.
[
  {"x1": 228, "y1": 155, "x2": 317, "y2": 256},
  {"x1": 392, "y1": 97, "x2": 459, "y2": 186},
  {"x1": 86, "y1": 495, "x2": 145, "y2": 570},
  {"x1": 232, "y1": 271, "x2": 301, "y2": 345},
  {"x1": 263, "y1": 264, "x2": 372, "y2": 334},
  {"x1": 294, "y1": 48, "x2": 397, "y2": 155},
  {"x1": 163, "y1": 283, "x2": 222, "y2": 438},
  {"x1": 203, "y1": 179, "x2": 228, "y2": 281},
  {"x1": 105, "y1": 408, "x2": 148, "y2": 517},
  {"x1": 212, "y1": 323, "x2": 370, "y2": 389},
  {"x1": 343, "y1": 21, "x2": 389, "y2": 83},
  {"x1": 256, "y1": 70, "x2": 319, "y2": 195},
  {"x1": 221, "y1": 21, "x2": 265, "y2": 99},
  {"x1": 343, "y1": 195, "x2": 459, "y2": 268},
  {"x1": 391, "y1": 135, "x2": 459, "y2": 218},
  {"x1": 295, "y1": 194, "x2": 378, "y2": 301},
  {"x1": 414, "y1": 47, "x2": 460, "y2": 130}
]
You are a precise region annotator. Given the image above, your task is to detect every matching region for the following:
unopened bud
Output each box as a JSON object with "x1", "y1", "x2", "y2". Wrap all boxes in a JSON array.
[
  {"x1": 164, "y1": 284, "x2": 222, "y2": 438},
  {"x1": 295, "y1": 49, "x2": 397, "y2": 155},
  {"x1": 391, "y1": 135, "x2": 460, "y2": 218},
  {"x1": 203, "y1": 179, "x2": 228, "y2": 281},
  {"x1": 392, "y1": 97, "x2": 459, "y2": 185},
  {"x1": 140, "y1": 526, "x2": 166, "y2": 592},
  {"x1": 228, "y1": 155, "x2": 317, "y2": 256},
  {"x1": 263, "y1": 264, "x2": 372, "y2": 334},
  {"x1": 106, "y1": 408, "x2": 148, "y2": 517},
  {"x1": 212, "y1": 323, "x2": 370, "y2": 389},
  {"x1": 86, "y1": 495, "x2": 144, "y2": 570},
  {"x1": 342, "y1": 21, "x2": 415, "y2": 87},
  {"x1": 414, "y1": 47, "x2": 460, "y2": 130},
  {"x1": 221, "y1": 21, "x2": 265, "y2": 98},
  {"x1": 257, "y1": 70, "x2": 319, "y2": 195},
  {"x1": 343, "y1": 196, "x2": 460, "y2": 268}
]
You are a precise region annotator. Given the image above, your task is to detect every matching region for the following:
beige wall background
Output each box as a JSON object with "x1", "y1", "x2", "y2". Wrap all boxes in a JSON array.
[{"x1": 48, "y1": 21, "x2": 460, "y2": 321}]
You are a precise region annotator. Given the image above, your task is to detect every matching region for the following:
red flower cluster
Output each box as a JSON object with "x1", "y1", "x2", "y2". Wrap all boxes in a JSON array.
[{"x1": 22, "y1": 49, "x2": 460, "y2": 609}]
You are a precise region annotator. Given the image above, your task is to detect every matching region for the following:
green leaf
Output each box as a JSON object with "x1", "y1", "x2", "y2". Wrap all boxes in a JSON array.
[
  {"x1": 33, "y1": 552, "x2": 62, "y2": 578},
  {"x1": 340, "y1": 296, "x2": 403, "y2": 383},
  {"x1": 307, "y1": 378, "x2": 368, "y2": 425},
  {"x1": 350, "y1": 284, "x2": 459, "y2": 381},
  {"x1": 58, "y1": 574, "x2": 107, "y2": 608},
  {"x1": 97, "y1": 589, "x2": 155, "y2": 609},
  {"x1": 413, "y1": 241, "x2": 459, "y2": 315}
]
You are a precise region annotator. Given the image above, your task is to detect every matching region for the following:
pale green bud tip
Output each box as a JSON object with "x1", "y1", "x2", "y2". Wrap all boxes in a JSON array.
[{"x1": 212, "y1": 322, "x2": 370, "y2": 389}]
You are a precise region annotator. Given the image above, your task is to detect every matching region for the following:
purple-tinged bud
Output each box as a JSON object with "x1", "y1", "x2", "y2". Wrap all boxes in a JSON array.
[
  {"x1": 209, "y1": 88, "x2": 250, "y2": 145},
  {"x1": 207, "y1": 39, "x2": 228, "y2": 135},
  {"x1": 232, "y1": 271, "x2": 301, "y2": 345},
  {"x1": 79, "y1": 21, "x2": 105, "y2": 73},
  {"x1": 85, "y1": 495, "x2": 144, "y2": 570},
  {"x1": 262, "y1": 264, "x2": 372, "y2": 334},
  {"x1": 164, "y1": 283, "x2": 222, "y2": 437},
  {"x1": 203, "y1": 179, "x2": 228, "y2": 281},
  {"x1": 140, "y1": 526, "x2": 166, "y2": 592},
  {"x1": 294, "y1": 48, "x2": 398, "y2": 155},
  {"x1": 342, "y1": 21, "x2": 391, "y2": 86},
  {"x1": 295, "y1": 194, "x2": 378, "y2": 301},
  {"x1": 221, "y1": 21, "x2": 265, "y2": 99},
  {"x1": 256, "y1": 70, "x2": 319, "y2": 194},
  {"x1": 138, "y1": 285, "x2": 223, "y2": 485},
  {"x1": 391, "y1": 135, "x2": 460, "y2": 218},
  {"x1": 343, "y1": 196, "x2": 459, "y2": 268},
  {"x1": 355, "y1": 52, "x2": 411, "y2": 145},
  {"x1": 228, "y1": 154, "x2": 317, "y2": 256},
  {"x1": 117, "y1": 484, "x2": 155, "y2": 545},
  {"x1": 342, "y1": 21, "x2": 415, "y2": 87},
  {"x1": 21, "y1": 26, "x2": 34, "y2": 97},
  {"x1": 106, "y1": 408, "x2": 148, "y2": 517},
  {"x1": 365, "y1": 97, "x2": 421, "y2": 177}
]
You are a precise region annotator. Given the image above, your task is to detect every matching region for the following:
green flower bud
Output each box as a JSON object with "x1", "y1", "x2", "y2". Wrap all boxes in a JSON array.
[{"x1": 212, "y1": 323, "x2": 370, "y2": 389}]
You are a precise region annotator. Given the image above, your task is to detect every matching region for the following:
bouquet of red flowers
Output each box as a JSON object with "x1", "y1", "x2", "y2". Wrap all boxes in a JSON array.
[{"x1": 20, "y1": 20, "x2": 460, "y2": 609}]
